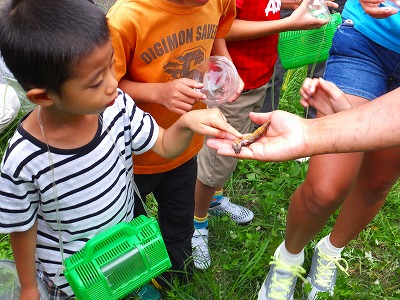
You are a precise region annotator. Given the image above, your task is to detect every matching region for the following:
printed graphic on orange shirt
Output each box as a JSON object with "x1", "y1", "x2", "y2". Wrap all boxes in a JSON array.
[
  {"x1": 163, "y1": 47, "x2": 206, "y2": 80},
  {"x1": 139, "y1": 24, "x2": 217, "y2": 65}
]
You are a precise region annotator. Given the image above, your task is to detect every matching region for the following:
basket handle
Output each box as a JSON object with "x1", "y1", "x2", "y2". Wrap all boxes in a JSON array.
[{"x1": 82, "y1": 222, "x2": 138, "y2": 262}]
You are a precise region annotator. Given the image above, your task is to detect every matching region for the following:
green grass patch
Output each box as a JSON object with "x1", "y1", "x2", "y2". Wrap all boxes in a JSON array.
[{"x1": 0, "y1": 69, "x2": 399, "y2": 299}]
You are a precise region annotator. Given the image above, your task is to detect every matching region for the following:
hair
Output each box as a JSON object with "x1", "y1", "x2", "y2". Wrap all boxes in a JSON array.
[{"x1": 0, "y1": 0, "x2": 110, "y2": 95}]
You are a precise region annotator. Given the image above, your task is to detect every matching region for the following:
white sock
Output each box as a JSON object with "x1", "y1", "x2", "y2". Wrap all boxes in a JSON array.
[
  {"x1": 278, "y1": 241, "x2": 304, "y2": 267},
  {"x1": 317, "y1": 234, "x2": 344, "y2": 257}
]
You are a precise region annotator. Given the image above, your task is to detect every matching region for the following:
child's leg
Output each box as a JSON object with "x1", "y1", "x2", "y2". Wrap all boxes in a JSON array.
[
  {"x1": 152, "y1": 158, "x2": 197, "y2": 287},
  {"x1": 285, "y1": 93, "x2": 368, "y2": 252},
  {"x1": 330, "y1": 146, "x2": 400, "y2": 248},
  {"x1": 284, "y1": 151, "x2": 364, "y2": 254},
  {"x1": 304, "y1": 138, "x2": 400, "y2": 299}
]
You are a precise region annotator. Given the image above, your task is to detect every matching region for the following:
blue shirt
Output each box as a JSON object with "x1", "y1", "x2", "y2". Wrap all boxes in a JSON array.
[{"x1": 342, "y1": 1, "x2": 400, "y2": 54}]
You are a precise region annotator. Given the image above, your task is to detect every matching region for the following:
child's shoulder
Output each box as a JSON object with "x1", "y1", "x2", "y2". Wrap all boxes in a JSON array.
[{"x1": 0, "y1": 119, "x2": 37, "y2": 172}]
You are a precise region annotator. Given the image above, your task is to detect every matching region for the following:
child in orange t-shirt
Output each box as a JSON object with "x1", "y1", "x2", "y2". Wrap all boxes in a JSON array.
[{"x1": 107, "y1": 0, "x2": 242, "y2": 287}]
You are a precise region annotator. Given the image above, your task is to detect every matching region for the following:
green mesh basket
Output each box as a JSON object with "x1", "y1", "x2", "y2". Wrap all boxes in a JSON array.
[
  {"x1": 64, "y1": 215, "x2": 171, "y2": 300},
  {"x1": 278, "y1": 12, "x2": 342, "y2": 70}
]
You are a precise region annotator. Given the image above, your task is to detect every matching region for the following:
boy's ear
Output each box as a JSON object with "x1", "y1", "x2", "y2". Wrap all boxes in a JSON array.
[{"x1": 26, "y1": 88, "x2": 54, "y2": 107}]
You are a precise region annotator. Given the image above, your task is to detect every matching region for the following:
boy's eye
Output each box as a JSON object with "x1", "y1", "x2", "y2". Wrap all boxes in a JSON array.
[{"x1": 91, "y1": 80, "x2": 103, "y2": 88}]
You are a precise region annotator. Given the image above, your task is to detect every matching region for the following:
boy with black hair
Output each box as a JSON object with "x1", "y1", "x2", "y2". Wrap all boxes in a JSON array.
[{"x1": 0, "y1": 0, "x2": 240, "y2": 299}]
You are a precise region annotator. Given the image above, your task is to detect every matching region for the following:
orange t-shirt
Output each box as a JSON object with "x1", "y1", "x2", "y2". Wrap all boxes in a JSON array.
[{"x1": 107, "y1": 0, "x2": 236, "y2": 174}]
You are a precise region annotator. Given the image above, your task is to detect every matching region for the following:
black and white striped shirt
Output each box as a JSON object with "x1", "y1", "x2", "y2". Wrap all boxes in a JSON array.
[{"x1": 0, "y1": 89, "x2": 159, "y2": 295}]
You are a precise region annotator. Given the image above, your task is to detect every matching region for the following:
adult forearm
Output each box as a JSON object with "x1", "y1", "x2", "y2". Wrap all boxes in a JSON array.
[{"x1": 306, "y1": 89, "x2": 400, "y2": 154}]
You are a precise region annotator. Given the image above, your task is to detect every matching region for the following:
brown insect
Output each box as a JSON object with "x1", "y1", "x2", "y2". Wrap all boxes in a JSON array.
[{"x1": 232, "y1": 122, "x2": 270, "y2": 154}]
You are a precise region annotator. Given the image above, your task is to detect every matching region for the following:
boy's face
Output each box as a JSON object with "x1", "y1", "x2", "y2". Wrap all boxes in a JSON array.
[{"x1": 50, "y1": 41, "x2": 118, "y2": 115}]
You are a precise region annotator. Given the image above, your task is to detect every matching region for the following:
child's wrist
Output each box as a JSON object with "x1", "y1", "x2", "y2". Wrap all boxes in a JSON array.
[{"x1": 19, "y1": 284, "x2": 40, "y2": 300}]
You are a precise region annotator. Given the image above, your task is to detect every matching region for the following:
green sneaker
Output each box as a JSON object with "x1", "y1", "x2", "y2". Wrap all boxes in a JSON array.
[
  {"x1": 306, "y1": 245, "x2": 349, "y2": 299},
  {"x1": 258, "y1": 246, "x2": 306, "y2": 300}
]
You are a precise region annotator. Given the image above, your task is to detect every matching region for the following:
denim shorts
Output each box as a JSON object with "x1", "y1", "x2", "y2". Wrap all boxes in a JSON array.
[{"x1": 324, "y1": 19, "x2": 400, "y2": 100}]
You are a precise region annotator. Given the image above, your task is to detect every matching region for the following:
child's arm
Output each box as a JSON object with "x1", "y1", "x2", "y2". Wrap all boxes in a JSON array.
[
  {"x1": 10, "y1": 220, "x2": 40, "y2": 300},
  {"x1": 151, "y1": 108, "x2": 242, "y2": 158},
  {"x1": 225, "y1": 0, "x2": 338, "y2": 42},
  {"x1": 299, "y1": 77, "x2": 353, "y2": 115},
  {"x1": 281, "y1": 0, "x2": 302, "y2": 10},
  {"x1": 118, "y1": 78, "x2": 207, "y2": 116}
]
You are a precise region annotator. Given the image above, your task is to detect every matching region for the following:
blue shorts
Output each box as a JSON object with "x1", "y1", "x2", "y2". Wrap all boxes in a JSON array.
[{"x1": 324, "y1": 19, "x2": 400, "y2": 100}]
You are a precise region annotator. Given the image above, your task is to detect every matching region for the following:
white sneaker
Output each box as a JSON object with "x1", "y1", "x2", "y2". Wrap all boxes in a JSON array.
[
  {"x1": 258, "y1": 245, "x2": 306, "y2": 300},
  {"x1": 191, "y1": 228, "x2": 211, "y2": 270},
  {"x1": 0, "y1": 84, "x2": 20, "y2": 134},
  {"x1": 208, "y1": 196, "x2": 254, "y2": 225},
  {"x1": 305, "y1": 244, "x2": 349, "y2": 299}
]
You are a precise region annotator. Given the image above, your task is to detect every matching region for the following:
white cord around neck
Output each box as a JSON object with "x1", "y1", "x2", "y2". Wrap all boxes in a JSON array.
[
  {"x1": 37, "y1": 106, "x2": 66, "y2": 279},
  {"x1": 36, "y1": 108, "x2": 153, "y2": 281}
]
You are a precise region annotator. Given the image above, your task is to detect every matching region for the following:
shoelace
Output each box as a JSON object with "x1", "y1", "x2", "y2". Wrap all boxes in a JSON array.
[
  {"x1": 267, "y1": 257, "x2": 307, "y2": 299},
  {"x1": 314, "y1": 253, "x2": 349, "y2": 288}
]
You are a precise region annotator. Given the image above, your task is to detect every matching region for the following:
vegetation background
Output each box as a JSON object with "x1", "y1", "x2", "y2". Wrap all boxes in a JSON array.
[{"x1": 0, "y1": 67, "x2": 399, "y2": 300}]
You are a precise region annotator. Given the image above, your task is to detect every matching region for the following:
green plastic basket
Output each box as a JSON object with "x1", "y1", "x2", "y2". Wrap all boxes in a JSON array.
[
  {"x1": 278, "y1": 12, "x2": 342, "y2": 70},
  {"x1": 64, "y1": 215, "x2": 171, "y2": 300}
]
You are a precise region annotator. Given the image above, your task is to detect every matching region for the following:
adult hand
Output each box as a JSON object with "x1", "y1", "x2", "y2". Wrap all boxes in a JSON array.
[{"x1": 207, "y1": 111, "x2": 310, "y2": 162}]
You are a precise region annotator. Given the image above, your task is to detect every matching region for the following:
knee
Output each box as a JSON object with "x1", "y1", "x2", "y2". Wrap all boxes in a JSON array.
[
  {"x1": 358, "y1": 177, "x2": 394, "y2": 202},
  {"x1": 299, "y1": 182, "x2": 348, "y2": 215}
]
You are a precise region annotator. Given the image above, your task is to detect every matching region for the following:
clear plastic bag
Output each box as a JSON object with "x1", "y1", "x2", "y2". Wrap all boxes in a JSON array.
[{"x1": 0, "y1": 260, "x2": 49, "y2": 300}]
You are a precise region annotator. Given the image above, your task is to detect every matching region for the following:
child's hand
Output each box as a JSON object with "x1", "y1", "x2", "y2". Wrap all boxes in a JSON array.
[
  {"x1": 287, "y1": 0, "x2": 339, "y2": 31},
  {"x1": 359, "y1": 0, "x2": 399, "y2": 18},
  {"x1": 157, "y1": 78, "x2": 207, "y2": 115},
  {"x1": 182, "y1": 108, "x2": 242, "y2": 139},
  {"x1": 299, "y1": 77, "x2": 352, "y2": 115},
  {"x1": 226, "y1": 76, "x2": 244, "y2": 103},
  {"x1": 153, "y1": 108, "x2": 241, "y2": 159}
]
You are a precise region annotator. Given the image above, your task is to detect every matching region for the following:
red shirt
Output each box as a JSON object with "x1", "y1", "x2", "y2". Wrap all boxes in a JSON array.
[{"x1": 227, "y1": 0, "x2": 280, "y2": 89}]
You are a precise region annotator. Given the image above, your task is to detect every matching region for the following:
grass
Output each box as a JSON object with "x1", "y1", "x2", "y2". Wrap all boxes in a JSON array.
[{"x1": 0, "y1": 67, "x2": 399, "y2": 299}]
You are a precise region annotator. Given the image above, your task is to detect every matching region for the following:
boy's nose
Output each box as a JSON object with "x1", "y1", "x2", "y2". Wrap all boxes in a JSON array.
[{"x1": 106, "y1": 73, "x2": 118, "y2": 94}]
